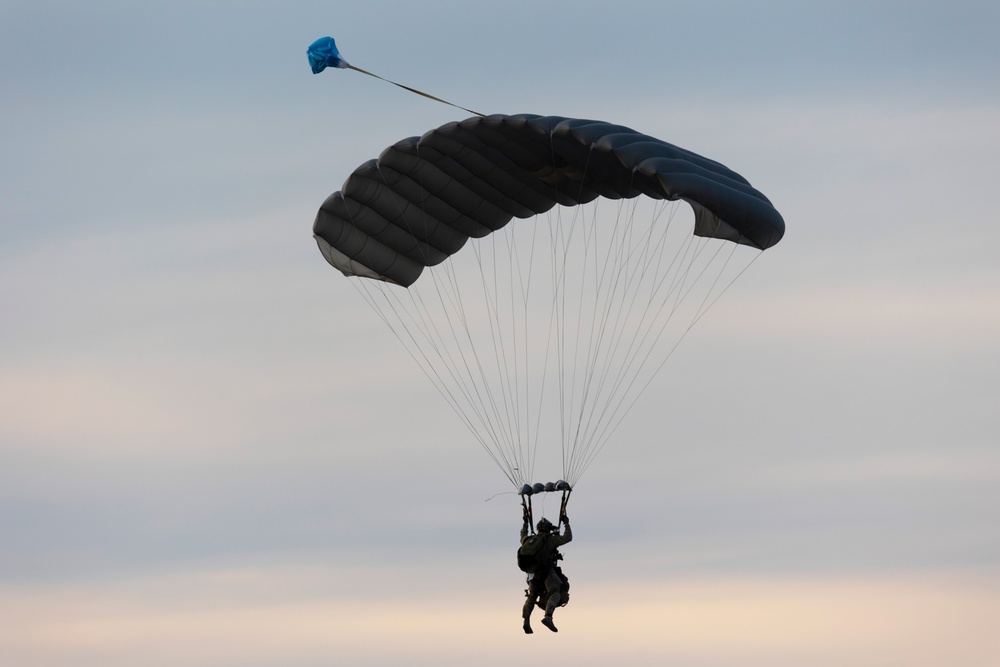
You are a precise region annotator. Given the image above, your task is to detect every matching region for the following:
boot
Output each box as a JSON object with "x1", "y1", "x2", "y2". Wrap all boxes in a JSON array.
[
  {"x1": 541, "y1": 615, "x2": 558, "y2": 632},
  {"x1": 523, "y1": 617, "x2": 533, "y2": 634}
]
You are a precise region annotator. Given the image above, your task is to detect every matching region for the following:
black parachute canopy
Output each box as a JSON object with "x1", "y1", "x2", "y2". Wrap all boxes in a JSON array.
[{"x1": 314, "y1": 114, "x2": 784, "y2": 287}]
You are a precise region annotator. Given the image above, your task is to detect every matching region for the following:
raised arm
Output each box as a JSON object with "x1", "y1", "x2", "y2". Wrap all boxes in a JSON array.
[
  {"x1": 520, "y1": 503, "x2": 531, "y2": 542},
  {"x1": 552, "y1": 516, "x2": 572, "y2": 547}
]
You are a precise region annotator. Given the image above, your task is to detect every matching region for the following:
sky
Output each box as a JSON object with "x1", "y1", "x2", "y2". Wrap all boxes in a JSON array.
[{"x1": 2, "y1": 1, "x2": 999, "y2": 665}]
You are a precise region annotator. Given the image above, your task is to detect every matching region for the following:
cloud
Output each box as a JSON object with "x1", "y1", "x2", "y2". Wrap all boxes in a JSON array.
[
  {"x1": 757, "y1": 446, "x2": 1000, "y2": 486},
  {"x1": 2, "y1": 562, "x2": 998, "y2": 667},
  {"x1": 709, "y1": 278, "x2": 1000, "y2": 351},
  {"x1": 0, "y1": 364, "x2": 183, "y2": 453}
]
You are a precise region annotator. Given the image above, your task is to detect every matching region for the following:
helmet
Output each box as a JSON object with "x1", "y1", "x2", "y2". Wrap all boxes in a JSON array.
[{"x1": 536, "y1": 518, "x2": 554, "y2": 533}]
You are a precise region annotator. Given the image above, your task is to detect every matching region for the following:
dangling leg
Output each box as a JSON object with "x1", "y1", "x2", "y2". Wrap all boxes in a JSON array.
[
  {"x1": 522, "y1": 595, "x2": 534, "y2": 634},
  {"x1": 522, "y1": 577, "x2": 539, "y2": 634},
  {"x1": 541, "y1": 569, "x2": 562, "y2": 632}
]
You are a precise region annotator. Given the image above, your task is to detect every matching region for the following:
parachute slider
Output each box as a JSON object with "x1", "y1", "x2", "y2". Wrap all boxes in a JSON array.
[{"x1": 519, "y1": 480, "x2": 571, "y2": 496}]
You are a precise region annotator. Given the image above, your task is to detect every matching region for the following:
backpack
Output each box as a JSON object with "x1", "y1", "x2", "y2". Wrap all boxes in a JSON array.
[
  {"x1": 535, "y1": 565, "x2": 570, "y2": 610},
  {"x1": 517, "y1": 535, "x2": 547, "y2": 573}
]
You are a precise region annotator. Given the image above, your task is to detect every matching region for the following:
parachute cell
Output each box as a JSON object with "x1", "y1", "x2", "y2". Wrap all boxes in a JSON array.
[{"x1": 314, "y1": 114, "x2": 783, "y2": 288}]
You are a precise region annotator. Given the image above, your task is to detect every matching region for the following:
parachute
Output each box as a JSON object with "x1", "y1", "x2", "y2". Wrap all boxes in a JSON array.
[{"x1": 314, "y1": 114, "x2": 784, "y2": 489}]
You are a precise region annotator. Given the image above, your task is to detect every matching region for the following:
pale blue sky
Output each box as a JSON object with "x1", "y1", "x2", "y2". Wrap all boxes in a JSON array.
[{"x1": 2, "y1": 2, "x2": 999, "y2": 665}]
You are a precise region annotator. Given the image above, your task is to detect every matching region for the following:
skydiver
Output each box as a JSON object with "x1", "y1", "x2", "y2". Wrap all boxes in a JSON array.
[{"x1": 519, "y1": 510, "x2": 572, "y2": 633}]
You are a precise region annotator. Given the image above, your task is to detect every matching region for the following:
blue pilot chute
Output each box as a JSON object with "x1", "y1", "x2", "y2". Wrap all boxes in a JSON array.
[{"x1": 307, "y1": 35, "x2": 482, "y2": 116}]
